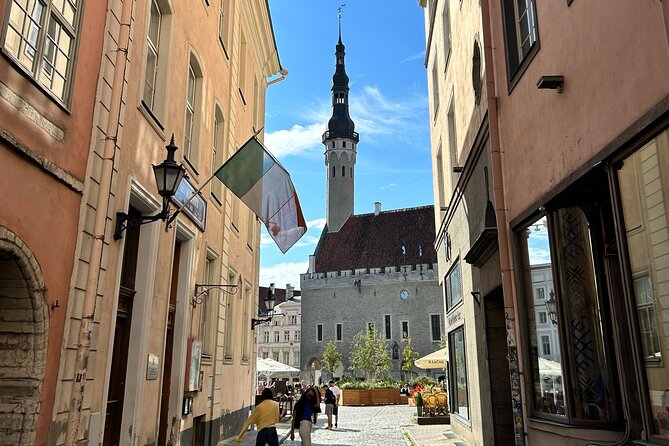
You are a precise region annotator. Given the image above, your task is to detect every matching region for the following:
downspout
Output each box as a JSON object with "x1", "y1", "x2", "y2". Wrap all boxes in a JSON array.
[
  {"x1": 64, "y1": 0, "x2": 135, "y2": 444},
  {"x1": 480, "y1": 0, "x2": 527, "y2": 444}
]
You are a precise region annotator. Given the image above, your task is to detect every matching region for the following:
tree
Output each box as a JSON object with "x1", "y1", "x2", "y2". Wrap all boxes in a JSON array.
[
  {"x1": 401, "y1": 337, "x2": 420, "y2": 381},
  {"x1": 348, "y1": 329, "x2": 390, "y2": 380},
  {"x1": 321, "y1": 340, "x2": 343, "y2": 378}
]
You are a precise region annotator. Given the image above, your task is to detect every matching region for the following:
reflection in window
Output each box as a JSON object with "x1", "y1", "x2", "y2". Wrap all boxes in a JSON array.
[
  {"x1": 617, "y1": 127, "x2": 669, "y2": 439},
  {"x1": 520, "y1": 216, "x2": 564, "y2": 417},
  {"x1": 446, "y1": 260, "x2": 462, "y2": 310},
  {"x1": 448, "y1": 326, "x2": 468, "y2": 419}
]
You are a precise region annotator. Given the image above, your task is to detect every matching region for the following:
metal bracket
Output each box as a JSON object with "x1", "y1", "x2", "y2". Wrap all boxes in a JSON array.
[
  {"x1": 114, "y1": 211, "x2": 166, "y2": 240},
  {"x1": 193, "y1": 283, "x2": 238, "y2": 308}
]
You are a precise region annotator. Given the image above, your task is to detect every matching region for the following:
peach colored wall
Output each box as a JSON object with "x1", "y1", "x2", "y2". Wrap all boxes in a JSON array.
[
  {"x1": 489, "y1": 0, "x2": 669, "y2": 223},
  {"x1": 0, "y1": 0, "x2": 108, "y2": 443}
]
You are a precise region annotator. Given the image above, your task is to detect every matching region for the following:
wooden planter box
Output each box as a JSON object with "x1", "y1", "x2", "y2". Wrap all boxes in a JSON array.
[{"x1": 341, "y1": 388, "x2": 402, "y2": 406}]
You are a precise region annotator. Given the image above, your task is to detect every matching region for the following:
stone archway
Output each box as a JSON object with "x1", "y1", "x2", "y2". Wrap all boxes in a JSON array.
[
  {"x1": 306, "y1": 358, "x2": 322, "y2": 386},
  {"x1": 0, "y1": 227, "x2": 48, "y2": 445}
]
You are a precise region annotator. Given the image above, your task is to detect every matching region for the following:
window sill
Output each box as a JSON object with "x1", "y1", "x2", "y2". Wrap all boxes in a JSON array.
[
  {"x1": 201, "y1": 354, "x2": 213, "y2": 365},
  {"x1": 138, "y1": 101, "x2": 166, "y2": 138},
  {"x1": 446, "y1": 299, "x2": 464, "y2": 316},
  {"x1": 450, "y1": 413, "x2": 472, "y2": 429},
  {"x1": 183, "y1": 157, "x2": 200, "y2": 178},
  {"x1": 223, "y1": 356, "x2": 234, "y2": 364},
  {"x1": 219, "y1": 37, "x2": 229, "y2": 60}
]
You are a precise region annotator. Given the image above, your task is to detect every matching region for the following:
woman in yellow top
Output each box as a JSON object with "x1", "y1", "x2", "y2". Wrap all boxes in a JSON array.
[{"x1": 236, "y1": 388, "x2": 280, "y2": 445}]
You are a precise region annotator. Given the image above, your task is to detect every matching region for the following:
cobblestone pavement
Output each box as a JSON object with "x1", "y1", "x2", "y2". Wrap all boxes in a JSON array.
[{"x1": 283, "y1": 405, "x2": 415, "y2": 446}]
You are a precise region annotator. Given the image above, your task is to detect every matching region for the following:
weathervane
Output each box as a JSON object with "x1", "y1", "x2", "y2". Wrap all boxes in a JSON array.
[{"x1": 338, "y1": 3, "x2": 345, "y2": 33}]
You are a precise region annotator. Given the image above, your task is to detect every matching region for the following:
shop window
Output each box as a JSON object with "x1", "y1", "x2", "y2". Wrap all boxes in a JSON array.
[
  {"x1": 520, "y1": 209, "x2": 619, "y2": 423},
  {"x1": 445, "y1": 259, "x2": 462, "y2": 310},
  {"x1": 617, "y1": 128, "x2": 669, "y2": 439},
  {"x1": 448, "y1": 326, "x2": 469, "y2": 419}
]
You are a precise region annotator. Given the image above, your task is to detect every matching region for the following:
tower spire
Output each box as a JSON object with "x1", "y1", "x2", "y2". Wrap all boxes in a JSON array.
[{"x1": 338, "y1": 4, "x2": 345, "y2": 42}]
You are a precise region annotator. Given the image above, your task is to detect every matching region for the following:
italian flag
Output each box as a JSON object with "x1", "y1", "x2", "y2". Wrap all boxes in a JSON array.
[{"x1": 215, "y1": 136, "x2": 307, "y2": 253}]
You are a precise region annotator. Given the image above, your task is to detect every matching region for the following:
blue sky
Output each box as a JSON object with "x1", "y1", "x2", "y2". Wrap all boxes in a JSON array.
[{"x1": 259, "y1": 1, "x2": 433, "y2": 289}]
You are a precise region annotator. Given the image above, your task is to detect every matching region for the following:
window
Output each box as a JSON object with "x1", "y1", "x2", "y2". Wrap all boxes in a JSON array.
[
  {"x1": 238, "y1": 30, "x2": 247, "y2": 101},
  {"x1": 446, "y1": 260, "x2": 462, "y2": 310},
  {"x1": 201, "y1": 252, "x2": 218, "y2": 358},
  {"x1": 294, "y1": 352, "x2": 300, "y2": 366},
  {"x1": 502, "y1": 0, "x2": 538, "y2": 84},
  {"x1": 246, "y1": 209, "x2": 255, "y2": 249},
  {"x1": 430, "y1": 314, "x2": 442, "y2": 342},
  {"x1": 384, "y1": 315, "x2": 391, "y2": 340},
  {"x1": 541, "y1": 335, "x2": 551, "y2": 356},
  {"x1": 430, "y1": 61, "x2": 439, "y2": 115},
  {"x1": 224, "y1": 270, "x2": 237, "y2": 360},
  {"x1": 183, "y1": 56, "x2": 203, "y2": 167},
  {"x1": 538, "y1": 311, "x2": 547, "y2": 325},
  {"x1": 520, "y1": 212, "x2": 618, "y2": 422},
  {"x1": 283, "y1": 330, "x2": 290, "y2": 342},
  {"x1": 274, "y1": 331, "x2": 280, "y2": 343},
  {"x1": 343, "y1": 141, "x2": 346, "y2": 148},
  {"x1": 262, "y1": 351, "x2": 268, "y2": 359},
  {"x1": 211, "y1": 107, "x2": 225, "y2": 201},
  {"x1": 332, "y1": 166, "x2": 336, "y2": 177},
  {"x1": 317, "y1": 325, "x2": 322, "y2": 342},
  {"x1": 336, "y1": 323, "x2": 342, "y2": 341},
  {"x1": 283, "y1": 352, "x2": 290, "y2": 365},
  {"x1": 342, "y1": 166, "x2": 345, "y2": 177},
  {"x1": 273, "y1": 351, "x2": 279, "y2": 361},
  {"x1": 617, "y1": 128, "x2": 669, "y2": 439},
  {"x1": 442, "y1": 2, "x2": 451, "y2": 72},
  {"x1": 401, "y1": 321, "x2": 409, "y2": 339},
  {"x1": 143, "y1": 0, "x2": 161, "y2": 110},
  {"x1": 448, "y1": 326, "x2": 469, "y2": 419},
  {"x1": 263, "y1": 331, "x2": 269, "y2": 343},
  {"x1": 218, "y1": 0, "x2": 230, "y2": 50},
  {"x1": 295, "y1": 330, "x2": 300, "y2": 342},
  {"x1": 350, "y1": 167, "x2": 353, "y2": 178},
  {"x1": 447, "y1": 97, "x2": 457, "y2": 180},
  {"x1": 289, "y1": 315, "x2": 297, "y2": 325},
  {"x1": 367, "y1": 322, "x2": 375, "y2": 334},
  {"x1": 242, "y1": 283, "x2": 251, "y2": 360},
  {"x1": 436, "y1": 146, "x2": 446, "y2": 208},
  {"x1": 3, "y1": 0, "x2": 82, "y2": 102}
]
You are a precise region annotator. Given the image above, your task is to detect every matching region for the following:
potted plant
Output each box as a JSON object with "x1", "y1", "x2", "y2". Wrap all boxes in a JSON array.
[{"x1": 414, "y1": 390, "x2": 424, "y2": 417}]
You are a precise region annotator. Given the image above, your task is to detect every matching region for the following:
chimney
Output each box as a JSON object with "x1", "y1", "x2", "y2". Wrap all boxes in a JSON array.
[
  {"x1": 308, "y1": 255, "x2": 316, "y2": 273},
  {"x1": 286, "y1": 284, "x2": 294, "y2": 300},
  {"x1": 374, "y1": 202, "x2": 382, "y2": 216}
]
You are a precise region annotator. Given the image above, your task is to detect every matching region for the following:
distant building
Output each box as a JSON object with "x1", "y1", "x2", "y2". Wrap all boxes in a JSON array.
[
  {"x1": 256, "y1": 285, "x2": 302, "y2": 369},
  {"x1": 300, "y1": 25, "x2": 444, "y2": 386}
]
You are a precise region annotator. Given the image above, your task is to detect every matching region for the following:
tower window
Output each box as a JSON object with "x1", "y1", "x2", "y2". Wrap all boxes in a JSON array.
[
  {"x1": 350, "y1": 167, "x2": 353, "y2": 177},
  {"x1": 332, "y1": 166, "x2": 336, "y2": 177},
  {"x1": 331, "y1": 142, "x2": 335, "y2": 148},
  {"x1": 343, "y1": 141, "x2": 347, "y2": 148},
  {"x1": 342, "y1": 166, "x2": 345, "y2": 177}
]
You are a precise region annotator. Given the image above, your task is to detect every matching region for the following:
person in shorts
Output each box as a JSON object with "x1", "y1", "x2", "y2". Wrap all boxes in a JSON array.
[
  {"x1": 322, "y1": 384, "x2": 336, "y2": 429},
  {"x1": 329, "y1": 380, "x2": 341, "y2": 428}
]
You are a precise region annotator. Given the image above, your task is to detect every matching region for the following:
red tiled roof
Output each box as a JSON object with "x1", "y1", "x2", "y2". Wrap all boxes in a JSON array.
[
  {"x1": 314, "y1": 205, "x2": 436, "y2": 272},
  {"x1": 257, "y1": 286, "x2": 301, "y2": 313}
]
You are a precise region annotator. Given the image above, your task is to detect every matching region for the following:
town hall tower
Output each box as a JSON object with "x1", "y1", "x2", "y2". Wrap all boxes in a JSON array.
[{"x1": 323, "y1": 21, "x2": 358, "y2": 233}]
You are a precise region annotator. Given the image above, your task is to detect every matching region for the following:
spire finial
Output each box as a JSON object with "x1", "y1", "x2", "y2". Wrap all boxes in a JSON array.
[{"x1": 338, "y1": 4, "x2": 345, "y2": 41}]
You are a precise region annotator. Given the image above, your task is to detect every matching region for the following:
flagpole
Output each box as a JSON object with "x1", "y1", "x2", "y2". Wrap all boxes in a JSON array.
[{"x1": 165, "y1": 127, "x2": 264, "y2": 227}]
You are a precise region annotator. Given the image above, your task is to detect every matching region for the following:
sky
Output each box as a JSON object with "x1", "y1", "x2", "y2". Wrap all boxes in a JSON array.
[{"x1": 259, "y1": 0, "x2": 433, "y2": 290}]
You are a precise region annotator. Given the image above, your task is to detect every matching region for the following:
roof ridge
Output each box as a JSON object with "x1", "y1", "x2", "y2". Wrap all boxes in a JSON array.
[{"x1": 351, "y1": 204, "x2": 434, "y2": 218}]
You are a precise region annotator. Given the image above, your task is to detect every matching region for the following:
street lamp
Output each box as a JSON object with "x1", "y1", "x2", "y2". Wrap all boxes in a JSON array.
[
  {"x1": 252, "y1": 283, "x2": 276, "y2": 330},
  {"x1": 114, "y1": 135, "x2": 186, "y2": 240},
  {"x1": 544, "y1": 290, "x2": 558, "y2": 325}
]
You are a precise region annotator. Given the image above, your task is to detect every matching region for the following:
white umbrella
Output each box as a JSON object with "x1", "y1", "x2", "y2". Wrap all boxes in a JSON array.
[
  {"x1": 414, "y1": 347, "x2": 447, "y2": 369},
  {"x1": 257, "y1": 357, "x2": 300, "y2": 380},
  {"x1": 538, "y1": 357, "x2": 562, "y2": 378}
]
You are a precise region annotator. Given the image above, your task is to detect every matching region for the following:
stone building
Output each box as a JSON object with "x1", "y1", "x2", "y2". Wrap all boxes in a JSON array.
[
  {"x1": 481, "y1": 0, "x2": 669, "y2": 444},
  {"x1": 256, "y1": 284, "x2": 302, "y2": 369},
  {"x1": 0, "y1": 0, "x2": 108, "y2": 444},
  {"x1": 49, "y1": 0, "x2": 284, "y2": 445},
  {"x1": 419, "y1": 0, "x2": 513, "y2": 443}
]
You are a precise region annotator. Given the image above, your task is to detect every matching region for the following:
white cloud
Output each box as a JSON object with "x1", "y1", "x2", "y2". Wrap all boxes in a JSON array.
[
  {"x1": 260, "y1": 261, "x2": 309, "y2": 290},
  {"x1": 401, "y1": 50, "x2": 426, "y2": 64},
  {"x1": 265, "y1": 122, "x2": 326, "y2": 158},
  {"x1": 380, "y1": 183, "x2": 398, "y2": 190},
  {"x1": 306, "y1": 218, "x2": 326, "y2": 231},
  {"x1": 529, "y1": 247, "x2": 551, "y2": 265}
]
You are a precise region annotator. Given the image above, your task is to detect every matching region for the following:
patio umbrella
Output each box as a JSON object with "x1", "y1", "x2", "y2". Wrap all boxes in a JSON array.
[
  {"x1": 256, "y1": 357, "x2": 300, "y2": 381},
  {"x1": 414, "y1": 347, "x2": 447, "y2": 369}
]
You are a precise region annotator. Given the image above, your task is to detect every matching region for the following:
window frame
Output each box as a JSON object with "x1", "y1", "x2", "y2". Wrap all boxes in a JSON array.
[
  {"x1": 448, "y1": 325, "x2": 469, "y2": 420},
  {"x1": 2, "y1": 0, "x2": 84, "y2": 106},
  {"x1": 384, "y1": 314, "x2": 391, "y2": 340},
  {"x1": 445, "y1": 259, "x2": 463, "y2": 311},
  {"x1": 430, "y1": 313, "x2": 442, "y2": 342},
  {"x1": 317, "y1": 324, "x2": 323, "y2": 342},
  {"x1": 336, "y1": 323, "x2": 342, "y2": 341},
  {"x1": 501, "y1": 0, "x2": 540, "y2": 92},
  {"x1": 401, "y1": 320, "x2": 409, "y2": 339}
]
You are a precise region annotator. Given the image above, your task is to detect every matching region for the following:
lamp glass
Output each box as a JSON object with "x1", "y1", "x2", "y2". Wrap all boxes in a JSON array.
[
  {"x1": 545, "y1": 292, "x2": 557, "y2": 315},
  {"x1": 153, "y1": 162, "x2": 185, "y2": 197},
  {"x1": 266, "y1": 294, "x2": 275, "y2": 312}
]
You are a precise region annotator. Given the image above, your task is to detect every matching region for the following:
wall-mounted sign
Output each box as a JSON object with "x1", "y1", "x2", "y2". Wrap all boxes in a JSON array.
[
  {"x1": 146, "y1": 354, "x2": 159, "y2": 380},
  {"x1": 185, "y1": 339, "x2": 203, "y2": 392},
  {"x1": 172, "y1": 177, "x2": 207, "y2": 231}
]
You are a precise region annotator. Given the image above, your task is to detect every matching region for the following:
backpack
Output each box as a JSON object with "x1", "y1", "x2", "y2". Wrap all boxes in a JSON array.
[{"x1": 324, "y1": 388, "x2": 336, "y2": 405}]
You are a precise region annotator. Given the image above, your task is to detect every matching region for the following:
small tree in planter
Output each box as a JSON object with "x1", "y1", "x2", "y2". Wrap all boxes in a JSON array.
[
  {"x1": 349, "y1": 329, "x2": 390, "y2": 380},
  {"x1": 413, "y1": 390, "x2": 424, "y2": 417},
  {"x1": 400, "y1": 337, "x2": 419, "y2": 382},
  {"x1": 321, "y1": 340, "x2": 343, "y2": 380}
]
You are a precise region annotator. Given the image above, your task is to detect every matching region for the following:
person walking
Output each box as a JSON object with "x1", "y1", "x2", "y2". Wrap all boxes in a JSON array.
[
  {"x1": 322, "y1": 384, "x2": 336, "y2": 429},
  {"x1": 236, "y1": 388, "x2": 280, "y2": 446},
  {"x1": 289, "y1": 387, "x2": 319, "y2": 445},
  {"x1": 328, "y1": 380, "x2": 341, "y2": 428}
]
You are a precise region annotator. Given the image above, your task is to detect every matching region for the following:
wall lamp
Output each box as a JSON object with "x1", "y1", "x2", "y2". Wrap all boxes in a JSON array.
[
  {"x1": 544, "y1": 290, "x2": 558, "y2": 325},
  {"x1": 192, "y1": 283, "x2": 238, "y2": 308},
  {"x1": 537, "y1": 75, "x2": 565, "y2": 93},
  {"x1": 114, "y1": 136, "x2": 186, "y2": 240},
  {"x1": 252, "y1": 283, "x2": 276, "y2": 330}
]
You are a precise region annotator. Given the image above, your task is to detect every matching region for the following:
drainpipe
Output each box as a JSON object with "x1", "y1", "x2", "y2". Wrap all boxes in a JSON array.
[
  {"x1": 64, "y1": 0, "x2": 134, "y2": 444},
  {"x1": 480, "y1": 0, "x2": 527, "y2": 444}
]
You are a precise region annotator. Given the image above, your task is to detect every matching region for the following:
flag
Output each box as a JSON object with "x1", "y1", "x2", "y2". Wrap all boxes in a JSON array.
[
  {"x1": 214, "y1": 136, "x2": 307, "y2": 253},
  {"x1": 401, "y1": 240, "x2": 406, "y2": 256},
  {"x1": 419, "y1": 244, "x2": 423, "y2": 258}
]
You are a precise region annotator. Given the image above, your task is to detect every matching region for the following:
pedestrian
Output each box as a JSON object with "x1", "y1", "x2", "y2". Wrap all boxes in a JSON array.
[
  {"x1": 322, "y1": 384, "x2": 336, "y2": 429},
  {"x1": 236, "y1": 388, "x2": 280, "y2": 446},
  {"x1": 328, "y1": 380, "x2": 341, "y2": 428},
  {"x1": 289, "y1": 387, "x2": 320, "y2": 445}
]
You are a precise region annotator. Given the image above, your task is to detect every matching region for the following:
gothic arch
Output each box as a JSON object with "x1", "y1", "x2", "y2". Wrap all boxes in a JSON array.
[{"x1": 0, "y1": 227, "x2": 48, "y2": 445}]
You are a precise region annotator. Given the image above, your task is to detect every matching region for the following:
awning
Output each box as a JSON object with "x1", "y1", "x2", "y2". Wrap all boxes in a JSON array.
[
  {"x1": 538, "y1": 357, "x2": 562, "y2": 378},
  {"x1": 256, "y1": 357, "x2": 300, "y2": 379},
  {"x1": 414, "y1": 347, "x2": 447, "y2": 369}
]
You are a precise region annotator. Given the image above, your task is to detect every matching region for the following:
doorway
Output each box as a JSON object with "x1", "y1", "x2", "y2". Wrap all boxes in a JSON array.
[{"x1": 104, "y1": 207, "x2": 141, "y2": 446}]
